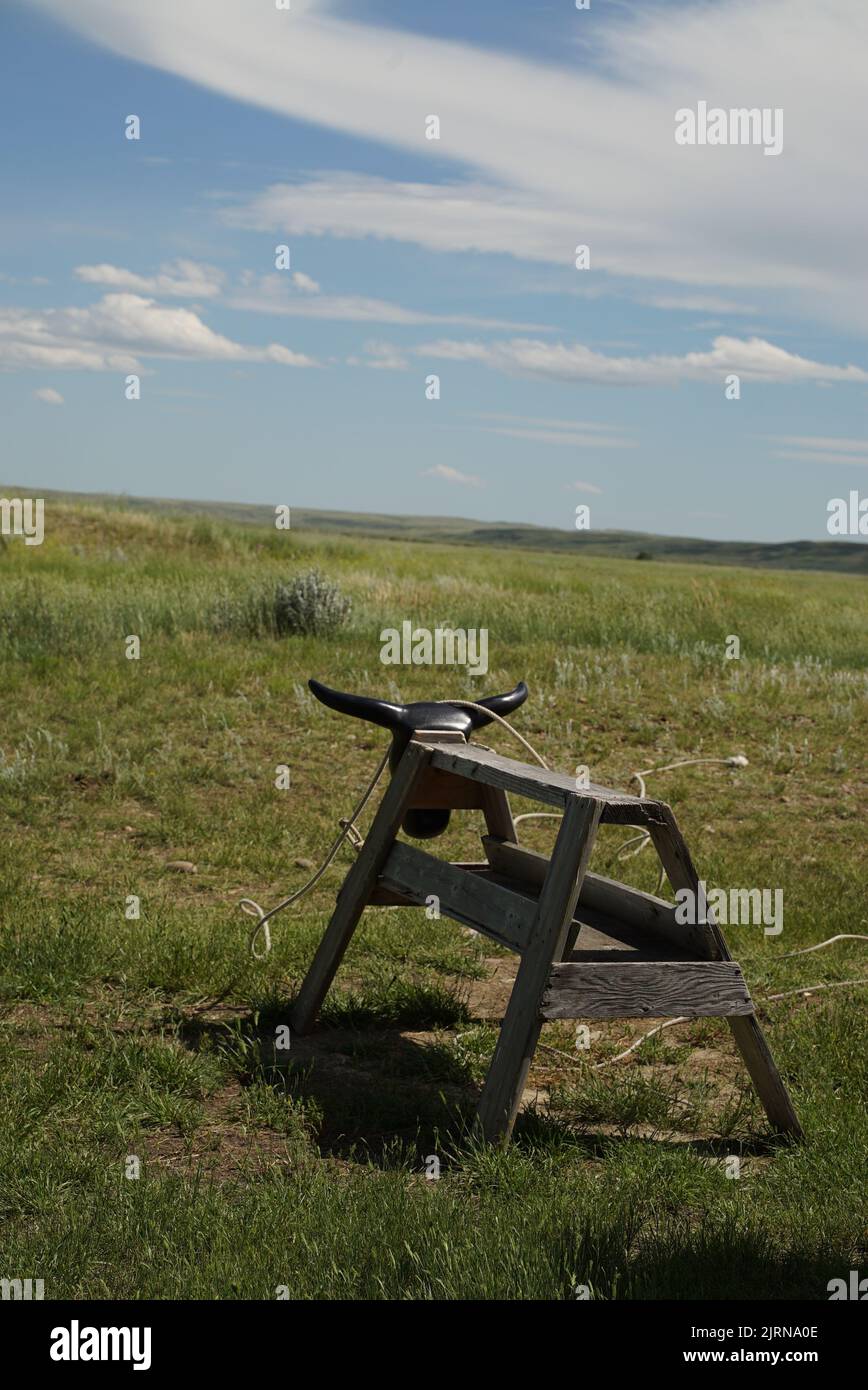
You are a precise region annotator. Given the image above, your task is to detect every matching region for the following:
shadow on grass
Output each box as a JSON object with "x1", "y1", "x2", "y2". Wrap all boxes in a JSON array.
[
  {"x1": 176, "y1": 992, "x2": 478, "y2": 1163},
  {"x1": 174, "y1": 991, "x2": 784, "y2": 1172},
  {"x1": 565, "y1": 1231, "x2": 849, "y2": 1301},
  {"x1": 512, "y1": 1104, "x2": 783, "y2": 1160}
]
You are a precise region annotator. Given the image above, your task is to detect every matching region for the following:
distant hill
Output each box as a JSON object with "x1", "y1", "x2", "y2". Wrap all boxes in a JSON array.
[{"x1": 4, "y1": 483, "x2": 866, "y2": 574}]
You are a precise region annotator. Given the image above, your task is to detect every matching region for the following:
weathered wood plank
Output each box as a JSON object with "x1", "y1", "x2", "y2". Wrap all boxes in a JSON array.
[
  {"x1": 480, "y1": 784, "x2": 518, "y2": 842},
  {"x1": 424, "y1": 740, "x2": 666, "y2": 825},
  {"x1": 289, "y1": 741, "x2": 431, "y2": 1035},
  {"x1": 482, "y1": 836, "x2": 707, "y2": 958},
  {"x1": 647, "y1": 814, "x2": 722, "y2": 962},
  {"x1": 541, "y1": 960, "x2": 754, "y2": 1020},
  {"x1": 368, "y1": 861, "x2": 491, "y2": 906},
  {"x1": 408, "y1": 766, "x2": 489, "y2": 810},
  {"x1": 727, "y1": 1010, "x2": 805, "y2": 1139},
  {"x1": 378, "y1": 840, "x2": 534, "y2": 953},
  {"x1": 475, "y1": 796, "x2": 602, "y2": 1142},
  {"x1": 481, "y1": 837, "x2": 586, "y2": 957},
  {"x1": 369, "y1": 859, "x2": 672, "y2": 957},
  {"x1": 649, "y1": 806, "x2": 804, "y2": 1139}
]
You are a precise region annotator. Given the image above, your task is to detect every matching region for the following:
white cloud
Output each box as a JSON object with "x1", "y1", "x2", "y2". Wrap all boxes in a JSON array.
[
  {"x1": 0, "y1": 293, "x2": 319, "y2": 370},
  {"x1": 346, "y1": 339, "x2": 410, "y2": 371},
  {"x1": 412, "y1": 335, "x2": 868, "y2": 387},
  {"x1": 291, "y1": 271, "x2": 320, "y2": 293},
  {"x1": 767, "y1": 433, "x2": 868, "y2": 465},
  {"x1": 74, "y1": 259, "x2": 225, "y2": 298},
  {"x1": 34, "y1": 0, "x2": 868, "y2": 333},
  {"x1": 644, "y1": 294, "x2": 758, "y2": 315},
  {"x1": 565, "y1": 480, "x2": 604, "y2": 495},
  {"x1": 769, "y1": 435, "x2": 868, "y2": 454},
  {"x1": 420, "y1": 464, "x2": 483, "y2": 487},
  {"x1": 229, "y1": 272, "x2": 548, "y2": 329},
  {"x1": 33, "y1": 387, "x2": 64, "y2": 405},
  {"x1": 472, "y1": 412, "x2": 626, "y2": 432},
  {"x1": 773, "y1": 452, "x2": 868, "y2": 466},
  {"x1": 224, "y1": 174, "x2": 573, "y2": 264},
  {"x1": 778, "y1": 455, "x2": 868, "y2": 467},
  {"x1": 480, "y1": 425, "x2": 636, "y2": 449}
]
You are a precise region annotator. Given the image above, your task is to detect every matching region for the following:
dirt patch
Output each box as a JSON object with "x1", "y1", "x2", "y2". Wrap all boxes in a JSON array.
[
  {"x1": 134, "y1": 1082, "x2": 309, "y2": 1182},
  {"x1": 466, "y1": 953, "x2": 518, "y2": 1018}
]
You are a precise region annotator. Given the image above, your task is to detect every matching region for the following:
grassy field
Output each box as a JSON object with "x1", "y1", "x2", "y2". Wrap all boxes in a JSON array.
[
  {"x1": 6, "y1": 481, "x2": 867, "y2": 573},
  {"x1": 0, "y1": 501, "x2": 866, "y2": 1300}
]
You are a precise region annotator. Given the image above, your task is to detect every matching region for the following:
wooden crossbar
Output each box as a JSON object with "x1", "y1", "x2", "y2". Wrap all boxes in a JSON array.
[
  {"x1": 483, "y1": 836, "x2": 718, "y2": 960},
  {"x1": 542, "y1": 960, "x2": 753, "y2": 1020},
  {"x1": 378, "y1": 840, "x2": 534, "y2": 953}
]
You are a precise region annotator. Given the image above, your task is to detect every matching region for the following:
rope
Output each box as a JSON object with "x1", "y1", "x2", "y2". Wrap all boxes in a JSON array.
[
  {"x1": 436, "y1": 700, "x2": 549, "y2": 769},
  {"x1": 512, "y1": 754, "x2": 749, "y2": 895},
  {"x1": 780, "y1": 934, "x2": 868, "y2": 958},
  {"x1": 238, "y1": 745, "x2": 390, "y2": 958}
]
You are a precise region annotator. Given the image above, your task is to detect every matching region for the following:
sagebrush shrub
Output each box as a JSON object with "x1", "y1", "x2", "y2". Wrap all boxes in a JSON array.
[{"x1": 271, "y1": 569, "x2": 352, "y2": 636}]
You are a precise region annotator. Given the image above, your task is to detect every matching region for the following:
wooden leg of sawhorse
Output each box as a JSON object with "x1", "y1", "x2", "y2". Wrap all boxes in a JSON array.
[
  {"x1": 475, "y1": 796, "x2": 602, "y2": 1143},
  {"x1": 726, "y1": 1013, "x2": 803, "y2": 1139},
  {"x1": 290, "y1": 741, "x2": 430, "y2": 1036},
  {"x1": 480, "y1": 784, "x2": 517, "y2": 843},
  {"x1": 649, "y1": 810, "x2": 803, "y2": 1140}
]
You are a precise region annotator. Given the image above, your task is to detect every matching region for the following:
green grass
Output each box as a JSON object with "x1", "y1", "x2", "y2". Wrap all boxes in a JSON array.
[
  {"x1": 4, "y1": 480, "x2": 867, "y2": 572},
  {"x1": 0, "y1": 502, "x2": 866, "y2": 1299}
]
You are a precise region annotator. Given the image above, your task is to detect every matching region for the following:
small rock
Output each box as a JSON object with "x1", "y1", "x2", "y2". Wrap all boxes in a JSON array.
[
  {"x1": 294, "y1": 857, "x2": 315, "y2": 870},
  {"x1": 166, "y1": 860, "x2": 197, "y2": 873}
]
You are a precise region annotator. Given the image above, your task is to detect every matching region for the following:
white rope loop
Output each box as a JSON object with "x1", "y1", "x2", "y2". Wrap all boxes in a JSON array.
[{"x1": 239, "y1": 744, "x2": 390, "y2": 958}]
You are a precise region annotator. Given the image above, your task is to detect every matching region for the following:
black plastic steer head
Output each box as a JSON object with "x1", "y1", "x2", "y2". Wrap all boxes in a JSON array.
[{"x1": 308, "y1": 677, "x2": 529, "y2": 839}]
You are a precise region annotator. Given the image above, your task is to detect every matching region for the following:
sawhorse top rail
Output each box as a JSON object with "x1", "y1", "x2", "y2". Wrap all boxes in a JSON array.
[{"x1": 424, "y1": 738, "x2": 669, "y2": 826}]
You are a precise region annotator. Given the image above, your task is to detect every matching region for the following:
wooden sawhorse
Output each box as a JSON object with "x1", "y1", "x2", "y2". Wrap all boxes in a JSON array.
[{"x1": 290, "y1": 735, "x2": 802, "y2": 1143}]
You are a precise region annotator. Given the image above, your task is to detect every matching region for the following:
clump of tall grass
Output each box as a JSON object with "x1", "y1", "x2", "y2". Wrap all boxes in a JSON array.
[
  {"x1": 271, "y1": 570, "x2": 352, "y2": 636},
  {"x1": 0, "y1": 569, "x2": 353, "y2": 657},
  {"x1": 0, "y1": 728, "x2": 69, "y2": 782}
]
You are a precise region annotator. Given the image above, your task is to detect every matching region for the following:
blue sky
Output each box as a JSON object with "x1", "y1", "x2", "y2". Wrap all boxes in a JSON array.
[{"x1": 2, "y1": 0, "x2": 867, "y2": 542}]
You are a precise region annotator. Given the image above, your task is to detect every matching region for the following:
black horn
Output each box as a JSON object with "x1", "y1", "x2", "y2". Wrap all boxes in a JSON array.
[
  {"x1": 468, "y1": 681, "x2": 529, "y2": 728},
  {"x1": 308, "y1": 676, "x2": 530, "y2": 840},
  {"x1": 308, "y1": 679, "x2": 405, "y2": 733}
]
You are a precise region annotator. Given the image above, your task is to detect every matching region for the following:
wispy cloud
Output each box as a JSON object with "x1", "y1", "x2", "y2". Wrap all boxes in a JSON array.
[
  {"x1": 767, "y1": 433, "x2": 868, "y2": 465},
  {"x1": 230, "y1": 271, "x2": 548, "y2": 330},
  {"x1": 382, "y1": 335, "x2": 868, "y2": 387},
  {"x1": 32, "y1": 386, "x2": 64, "y2": 405},
  {"x1": 420, "y1": 463, "x2": 483, "y2": 487},
  {"x1": 224, "y1": 174, "x2": 573, "y2": 265},
  {"x1": 477, "y1": 420, "x2": 636, "y2": 449},
  {"x1": 644, "y1": 294, "x2": 758, "y2": 315},
  {"x1": 0, "y1": 293, "x2": 319, "y2": 370},
  {"x1": 472, "y1": 413, "x2": 628, "y2": 432},
  {"x1": 290, "y1": 271, "x2": 320, "y2": 294},
  {"x1": 565, "y1": 480, "x2": 603, "y2": 495},
  {"x1": 346, "y1": 339, "x2": 410, "y2": 371},
  {"x1": 75, "y1": 259, "x2": 225, "y2": 298},
  {"x1": 40, "y1": 0, "x2": 868, "y2": 333},
  {"x1": 769, "y1": 434, "x2": 868, "y2": 455}
]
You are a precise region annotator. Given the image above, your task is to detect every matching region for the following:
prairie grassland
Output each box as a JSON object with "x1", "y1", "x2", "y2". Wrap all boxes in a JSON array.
[{"x1": 0, "y1": 503, "x2": 866, "y2": 1300}]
